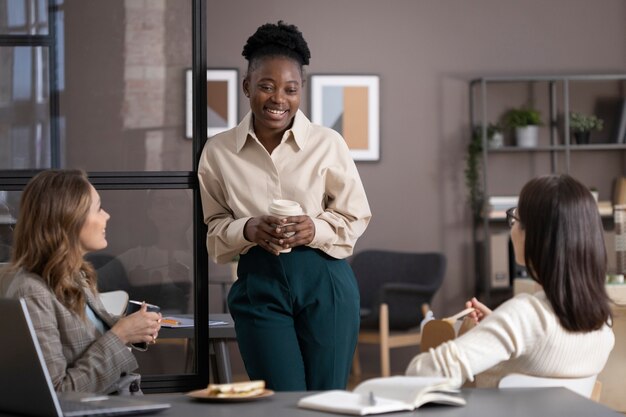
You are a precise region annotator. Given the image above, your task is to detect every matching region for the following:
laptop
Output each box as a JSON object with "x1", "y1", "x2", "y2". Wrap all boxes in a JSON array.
[{"x1": 0, "y1": 297, "x2": 171, "y2": 416}]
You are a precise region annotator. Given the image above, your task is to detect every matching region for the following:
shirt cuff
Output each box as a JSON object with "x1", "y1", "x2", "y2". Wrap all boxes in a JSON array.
[
  {"x1": 227, "y1": 217, "x2": 253, "y2": 246},
  {"x1": 309, "y1": 218, "x2": 335, "y2": 250}
]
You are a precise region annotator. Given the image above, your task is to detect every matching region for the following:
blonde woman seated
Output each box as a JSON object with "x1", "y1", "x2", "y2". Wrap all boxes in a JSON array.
[
  {"x1": 406, "y1": 174, "x2": 614, "y2": 387},
  {"x1": 0, "y1": 170, "x2": 161, "y2": 394}
]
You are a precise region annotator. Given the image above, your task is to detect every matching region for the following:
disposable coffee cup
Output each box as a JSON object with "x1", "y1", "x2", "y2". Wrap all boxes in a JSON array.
[
  {"x1": 268, "y1": 199, "x2": 303, "y2": 253},
  {"x1": 126, "y1": 300, "x2": 160, "y2": 351}
]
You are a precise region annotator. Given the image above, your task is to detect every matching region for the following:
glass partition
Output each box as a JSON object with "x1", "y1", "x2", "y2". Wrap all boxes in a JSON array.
[
  {"x1": 0, "y1": 190, "x2": 18, "y2": 262},
  {"x1": 92, "y1": 188, "x2": 196, "y2": 376},
  {"x1": 0, "y1": 46, "x2": 51, "y2": 169},
  {"x1": 59, "y1": 0, "x2": 193, "y2": 171},
  {"x1": 2, "y1": 187, "x2": 196, "y2": 375},
  {"x1": 0, "y1": 0, "x2": 49, "y2": 35},
  {"x1": 0, "y1": 0, "x2": 207, "y2": 391}
]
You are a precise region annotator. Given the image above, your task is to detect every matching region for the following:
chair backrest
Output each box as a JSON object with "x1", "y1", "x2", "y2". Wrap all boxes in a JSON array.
[
  {"x1": 498, "y1": 373, "x2": 597, "y2": 398},
  {"x1": 99, "y1": 290, "x2": 129, "y2": 316},
  {"x1": 85, "y1": 252, "x2": 131, "y2": 293},
  {"x1": 351, "y1": 250, "x2": 446, "y2": 330}
]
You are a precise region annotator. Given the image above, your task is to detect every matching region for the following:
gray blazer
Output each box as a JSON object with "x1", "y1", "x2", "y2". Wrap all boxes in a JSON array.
[{"x1": 0, "y1": 268, "x2": 138, "y2": 393}]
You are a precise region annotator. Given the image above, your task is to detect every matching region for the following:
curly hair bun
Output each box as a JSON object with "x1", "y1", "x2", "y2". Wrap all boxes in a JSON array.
[{"x1": 242, "y1": 20, "x2": 311, "y2": 66}]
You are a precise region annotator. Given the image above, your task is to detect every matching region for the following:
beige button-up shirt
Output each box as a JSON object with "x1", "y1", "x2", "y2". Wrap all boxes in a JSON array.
[{"x1": 198, "y1": 110, "x2": 371, "y2": 264}]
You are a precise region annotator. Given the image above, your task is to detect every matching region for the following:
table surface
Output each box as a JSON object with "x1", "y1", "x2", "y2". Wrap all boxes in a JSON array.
[
  {"x1": 138, "y1": 387, "x2": 622, "y2": 417},
  {"x1": 209, "y1": 313, "x2": 236, "y2": 339},
  {"x1": 158, "y1": 313, "x2": 235, "y2": 340}
]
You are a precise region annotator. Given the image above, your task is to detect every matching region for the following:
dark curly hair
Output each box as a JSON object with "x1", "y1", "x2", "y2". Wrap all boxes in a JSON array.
[{"x1": 242, "y1": 21, "x2": 311, "y2": 75}]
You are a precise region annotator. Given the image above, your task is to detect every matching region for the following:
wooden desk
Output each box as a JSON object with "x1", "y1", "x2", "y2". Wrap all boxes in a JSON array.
[{"x1": 133, "y1": 387, "x2": 622, "y2": 417}]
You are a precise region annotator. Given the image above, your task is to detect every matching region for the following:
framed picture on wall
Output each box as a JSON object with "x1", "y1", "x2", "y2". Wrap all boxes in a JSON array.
[
  {"x1": 186, "y1": 68, "x2": 238, "y2": 139},
  {"x1": 310, "y1": 74, "x2": 380, "y2": 161}
]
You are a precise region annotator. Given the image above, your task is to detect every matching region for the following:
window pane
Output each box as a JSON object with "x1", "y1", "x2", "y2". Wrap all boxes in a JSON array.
[
  {"x1": 0, "y1": 0, "x2": 49, "y2": 35},
  {"x1": 0, "y1": 46, "x2": 51, "y2": 169},
  {"x1": 1, "y1": 187, "x2": 195, "y2": 375},
  {"x1": 89, "y1": 188, "x2": 195, "y2": 375},
  {"x1": 93, "y1": 188, "x2": 194, "y2": 315},
  {"x1": 0, "y1": 190, "x2": 18, "y2": 263},
  {"x1": 58, "y1": 0, "x2": 193, "y2": 171}
]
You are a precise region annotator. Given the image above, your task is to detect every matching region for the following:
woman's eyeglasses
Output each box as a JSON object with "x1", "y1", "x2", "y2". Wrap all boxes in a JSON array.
[{"x1": 506, "y1": 207, "x2": 520, "y2": 228}]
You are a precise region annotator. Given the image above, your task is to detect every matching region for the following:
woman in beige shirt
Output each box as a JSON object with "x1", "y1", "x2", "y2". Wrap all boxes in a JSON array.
[{"x1": 198, "y1": 21, "x2": 371, "y2": 391}]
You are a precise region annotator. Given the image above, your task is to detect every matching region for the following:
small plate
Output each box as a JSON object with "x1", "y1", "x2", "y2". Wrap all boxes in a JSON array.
[{"x1": 187, "y1": 388, "x2": 275, "y2": 402}]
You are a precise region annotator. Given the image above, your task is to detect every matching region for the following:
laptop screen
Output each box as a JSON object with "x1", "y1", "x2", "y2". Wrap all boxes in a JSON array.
[
  {"x1": 0, "y1": 297, "x2": 64, "y2": 417},
  {"x1": 0, "y1": 297, "x2": 170, "y2": 417}
]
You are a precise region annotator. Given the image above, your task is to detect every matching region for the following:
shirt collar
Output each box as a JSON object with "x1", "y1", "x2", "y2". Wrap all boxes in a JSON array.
[{"x1": 235, "y1": 110, "x2": 309, "y2": 153}]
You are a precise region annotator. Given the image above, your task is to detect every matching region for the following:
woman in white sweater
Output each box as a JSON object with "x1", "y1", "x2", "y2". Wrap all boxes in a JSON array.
[{"x1": 406, "y1": 174, "x2": 614, "y2": 387}]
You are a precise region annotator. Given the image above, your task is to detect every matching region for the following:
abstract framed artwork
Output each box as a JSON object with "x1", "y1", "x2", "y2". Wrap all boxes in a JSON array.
[
  {"x1": 186, "y1": 69, "x2": 238, "y2": 139},
  {"x1": 310, "y1": 75, "x2": 380, "y2": 161}
]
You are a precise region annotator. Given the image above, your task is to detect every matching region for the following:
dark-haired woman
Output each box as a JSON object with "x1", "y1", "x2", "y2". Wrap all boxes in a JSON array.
[
  {"x1": 198, "y1": 21, "x2": 371, "y2": 390},
  {"x1": 0, "y1": 170, "x2": 161, "y2": 394},
  {"x1": 406, "y1": 174, "x2": 614, "y2": 387}
]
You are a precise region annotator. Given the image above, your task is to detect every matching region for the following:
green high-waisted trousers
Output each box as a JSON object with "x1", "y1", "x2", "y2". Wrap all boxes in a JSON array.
[{"x1": 227, "y1": 246, "x2": 360, "y2": 391}]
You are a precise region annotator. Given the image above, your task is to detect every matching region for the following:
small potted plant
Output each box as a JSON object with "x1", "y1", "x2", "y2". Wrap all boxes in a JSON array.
[
  {"x1": 502, "y1": 107, "x2": 542, "y2": 148},
  {"x1": 569, "y1": 111, "x2": 603, "y2": 145},
  {"x1": 472, "y1": 123, "x2": 503, "y2": 149}
]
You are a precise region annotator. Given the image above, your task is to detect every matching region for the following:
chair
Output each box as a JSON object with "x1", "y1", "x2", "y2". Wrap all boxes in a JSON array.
[
  {"x1": 351, "y1": 250, "x2": 445, "y2": 377},
  {"x1": 99, "y1": 290, "x2": 129, "y2": 316},
  {"x1": 86, "y1": 252, "x2": 131, "y2": 293},
  {"x1": 498, "y1": 373, "x2": 601, "y2": 401}
]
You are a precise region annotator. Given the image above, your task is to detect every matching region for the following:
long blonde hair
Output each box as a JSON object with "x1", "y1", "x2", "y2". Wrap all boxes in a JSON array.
[{"x1": 11, "y1": 169, "x2": 98, "y2": 317}]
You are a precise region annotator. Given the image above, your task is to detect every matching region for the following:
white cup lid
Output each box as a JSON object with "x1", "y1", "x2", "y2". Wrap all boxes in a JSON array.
[{"x1": 269, "y1": 199, "x2": 303, "y2": 216}]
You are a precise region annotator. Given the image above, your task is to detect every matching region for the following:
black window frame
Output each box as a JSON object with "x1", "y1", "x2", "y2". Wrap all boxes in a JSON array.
[{"x1": 0, "y1": 0, "x2": 209, "y2": 393}]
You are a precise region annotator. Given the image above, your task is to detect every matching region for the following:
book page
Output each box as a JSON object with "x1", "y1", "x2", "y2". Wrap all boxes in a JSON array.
[
  {"x1": 297, "y1": 390, "x2": 412, "y2": 416},
  {"x1": 352, "y1": 376, "x2": 452, "y2": 405},
  {"x1": 415, "y1": 391, "x2": 466, "y2": 408}
]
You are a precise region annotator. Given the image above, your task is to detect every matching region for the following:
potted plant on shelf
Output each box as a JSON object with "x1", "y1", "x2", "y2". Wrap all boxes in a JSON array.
[
  {"x1": 472, "y1": 123, "x2": 504, "y2": 149},
  {"x1": 465, "y1": 128, "x2": 485, "y2": 222},
  {"x1": 502, "y1": 107, "x2": 542, "y2": 148},
  {"x1": 569, "y1": 111, "x2": 603, "y2": 145}
]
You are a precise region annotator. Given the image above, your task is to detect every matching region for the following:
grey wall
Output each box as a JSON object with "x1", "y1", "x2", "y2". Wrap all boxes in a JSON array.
[{"x1": 207, "y1": 0, "x2": 626, "y2": 319}]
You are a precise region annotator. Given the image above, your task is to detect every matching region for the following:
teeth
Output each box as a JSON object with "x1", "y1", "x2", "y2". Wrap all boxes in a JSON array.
[{"x1": 267, "y1": 108, "x2": 286, "y2": 115}]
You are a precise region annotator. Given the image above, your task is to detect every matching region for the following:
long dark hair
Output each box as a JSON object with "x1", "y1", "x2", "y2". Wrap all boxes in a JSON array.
[{"x1": 518, "y1": 174, "x2": 611, "y2": 332}]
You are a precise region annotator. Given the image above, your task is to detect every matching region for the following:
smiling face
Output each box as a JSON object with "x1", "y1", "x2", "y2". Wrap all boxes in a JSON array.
[
  {"x1": 79, "y1": 185, "x2": 110, "y2": 254},
  {"x1": 243, "y1": 56, "x2": 302, "y2": 142}
]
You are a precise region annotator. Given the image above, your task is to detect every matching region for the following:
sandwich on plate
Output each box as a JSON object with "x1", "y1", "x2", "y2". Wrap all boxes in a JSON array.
[{"x1": 207, "y1": 380, "x2": 265, "y2": 398}]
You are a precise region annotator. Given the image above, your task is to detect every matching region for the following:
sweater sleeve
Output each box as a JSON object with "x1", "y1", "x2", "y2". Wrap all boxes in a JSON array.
[{"x1": 405, "y1": 294, "x2": 547, "y2": 386}]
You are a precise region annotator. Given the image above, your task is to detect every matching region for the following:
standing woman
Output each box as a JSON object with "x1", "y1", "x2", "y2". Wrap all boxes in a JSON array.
[
  {"x1": 198, "y1": 21, "x2": 371, "y2": 390},
  {"x1": 0, "y1": 170, "x2": 161, "y2": 394},
  {"x1": 406, "y1": 174, "x2": 614, "y2": 387}
]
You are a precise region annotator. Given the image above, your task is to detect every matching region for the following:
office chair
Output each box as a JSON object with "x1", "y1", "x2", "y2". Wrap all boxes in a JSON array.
[
  {"x1": 99, "y1": 290, "x2": 129, "y2": 316},
  {"x1": 351, "y1": 250, "x2": 445, "y2": 377}
]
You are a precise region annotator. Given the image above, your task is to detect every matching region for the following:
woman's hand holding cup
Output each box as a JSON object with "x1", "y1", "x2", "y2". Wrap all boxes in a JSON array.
[{"x1": 111, "y1": 301, "x2": 162, "y2": 348}]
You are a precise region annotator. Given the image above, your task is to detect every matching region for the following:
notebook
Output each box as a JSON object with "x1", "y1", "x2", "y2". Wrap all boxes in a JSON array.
[{"x1": 0, "y1": 297, "x2": 171, "y2": 417}]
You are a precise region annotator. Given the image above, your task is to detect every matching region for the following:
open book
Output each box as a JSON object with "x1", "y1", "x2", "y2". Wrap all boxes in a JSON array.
[{"x1": 297, "y1": 376, "x2": 465, "y2": 415}]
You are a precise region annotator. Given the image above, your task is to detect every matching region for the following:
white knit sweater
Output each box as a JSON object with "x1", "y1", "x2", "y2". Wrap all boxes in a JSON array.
[{"x1": 405, "y1": 291, "x2": 615, "y2": 387}]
